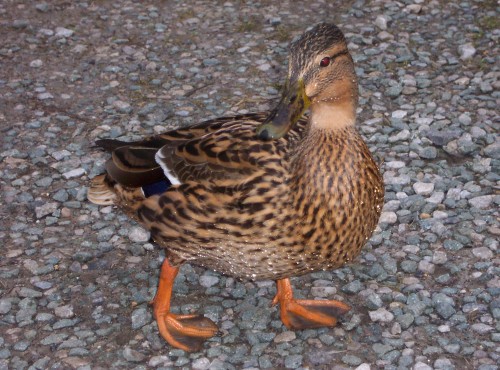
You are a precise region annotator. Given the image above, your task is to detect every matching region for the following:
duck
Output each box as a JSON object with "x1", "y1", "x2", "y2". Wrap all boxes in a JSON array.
[{"x1": 88, "y1": 23, "x2": 384, "y2": 352}]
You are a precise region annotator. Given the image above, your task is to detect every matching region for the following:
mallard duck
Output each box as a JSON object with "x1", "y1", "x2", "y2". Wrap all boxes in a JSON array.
[{"x1": 88, "y1": 23, "x2": 384, "y2": 352}]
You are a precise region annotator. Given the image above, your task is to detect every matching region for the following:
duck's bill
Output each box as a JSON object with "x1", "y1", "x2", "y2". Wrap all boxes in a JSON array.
[{"x1": 256, "y1": 79, "x2": 311, "y2": 140}]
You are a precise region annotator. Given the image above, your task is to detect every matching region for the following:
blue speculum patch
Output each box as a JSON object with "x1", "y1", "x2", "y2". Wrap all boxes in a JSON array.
[{"x1": 142, "y1": 180, "x2": 171, "y2": 197}]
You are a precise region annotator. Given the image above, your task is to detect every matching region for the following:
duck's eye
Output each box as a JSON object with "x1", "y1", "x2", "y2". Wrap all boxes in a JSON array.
[{"x1": 319, "y1": 57, "x2": 331, "y2": 67}]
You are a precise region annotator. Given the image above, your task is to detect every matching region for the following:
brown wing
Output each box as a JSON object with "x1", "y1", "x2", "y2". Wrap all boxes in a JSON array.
[
  {"x1": 96, "y1": 112, "x2": 308, "y2": 187},
  {"x1": 156, "y1": 114, "x2": 309, "y2": 185}
]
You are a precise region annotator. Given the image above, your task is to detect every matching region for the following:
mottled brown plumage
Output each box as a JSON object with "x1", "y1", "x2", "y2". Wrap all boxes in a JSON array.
[{"x1": 88, "y1": 23, "x2": 384, "y2": 351}]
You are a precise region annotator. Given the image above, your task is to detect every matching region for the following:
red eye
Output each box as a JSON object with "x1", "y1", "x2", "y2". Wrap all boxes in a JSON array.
[{"x1": 320, "y1": 57, "x2": 331, "y2": 67}]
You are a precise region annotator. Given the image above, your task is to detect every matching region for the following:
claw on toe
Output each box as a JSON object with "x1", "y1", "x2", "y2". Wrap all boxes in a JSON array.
[{"x1": 273, "y1": 278, "x2": 351, "y2": 330}]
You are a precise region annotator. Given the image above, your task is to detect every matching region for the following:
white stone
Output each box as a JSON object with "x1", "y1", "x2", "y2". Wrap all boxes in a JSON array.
[
  {"x1": 55, "y1": 27, "x2": 74, "y2": 37},
  {"x1": 63, "y1": 168, "x2": 86, "y2": 179},
  {"x1": 438, "y1": 324, "x2": 450, "y2": 332},
  {"x1": 413, "y1": 182, "x2": 434, "y2": 195},
  {"x1": 375, "y1": 15, "x2": 388, "y2": 30},
  {"x1": 432, "y1": 251, "x2": 448, "y2": 265},
  {"x1": 199, "y1": 275, "x2": 219, "y2": 288},
  {"x1": 129, "y1": 226, "x2": 150, "y2": 243},
  {"x1": 426, "y1": 191, "x2": 444, "y2": 204},
  {"x1": 385, "y1": 161, "x2": 405, "y2": 169},
  {"x1": 54, "y1": 304, "x2": 74, "y2": 318},
  {"x1": 38, "y1": 92, "x2": 54, "y2": 100},
  {"x1": 51, "y1": 150, "x2": 71, "y2": 160},
  {"x1": 355, "y1": 364, "x2": 371, "y2": 370},
  {"x1": 257, "y1": 63, "x2": 271, "y2": 72},
  {"x1": 369, "y1": 307, "x2": 394, "y2": 322},
  {"x1": 391, "y1": 110, "x2": 407, "y2": 119},
  {"x1": 30, "y1": 59, "x2": 43, "y2": 68},
  {"x1": 379, "y1": 212, "x2": 397, "y2": 224},
  {"x1": 432, "y1": 210, "x2": 448, "y2": 219},
  {"x1": 458, "y1": 43, "x2": 476, "y2": 60},
  {"x1": 384, "y1": 172, "x2": 411, "y2": 185}
]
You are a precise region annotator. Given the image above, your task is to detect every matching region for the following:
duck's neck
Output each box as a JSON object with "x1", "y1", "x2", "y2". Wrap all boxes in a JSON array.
[{"x1": 309, "y1": 99, "x2": 356, "y2": 131}]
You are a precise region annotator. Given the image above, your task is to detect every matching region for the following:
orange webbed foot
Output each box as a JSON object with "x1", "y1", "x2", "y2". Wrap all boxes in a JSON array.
[
  {"x1": 155, "y1": 312, "x2": 219, "y2": 352},
  {"x1": 152, "y1": 259, "x2": 219, "y2": 352},
  {"x1": 273, "y1": 279, "x2": 351, "y2": 330}
]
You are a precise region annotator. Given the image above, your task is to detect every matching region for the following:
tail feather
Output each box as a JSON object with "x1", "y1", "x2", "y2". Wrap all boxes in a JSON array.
[{"x1": 87, "y1": 175, "x2": 117, "y2": 205}]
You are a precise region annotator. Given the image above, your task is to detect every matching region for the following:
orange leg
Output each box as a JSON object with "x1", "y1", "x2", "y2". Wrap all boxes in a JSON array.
[
  {"x1": 272, "y1": 278, "x2": 351, "y2": 330},
  {"x1": 151, "y1": 259, "x2": 218, "y2": 352}
]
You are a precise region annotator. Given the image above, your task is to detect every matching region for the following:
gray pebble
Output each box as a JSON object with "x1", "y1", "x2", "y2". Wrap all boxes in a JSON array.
[
  {"x1": 131, "y1": 307, "x2": 151, "y2": 329},
  {"x1": 129, "y1": 226, "x2": 150, "y2": 242},
  {"x1": 369, "y1": 307, "x2": 394, "y2": 322},
  {"x1": 284, "y1": 354, "x2": 303, "y2": 369},
  {"x1": 123, "y1": 347, "x2": 146, "y2": 362}
]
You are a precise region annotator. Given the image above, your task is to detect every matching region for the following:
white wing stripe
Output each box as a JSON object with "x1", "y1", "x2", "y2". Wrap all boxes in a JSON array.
[{"x1": 155, "y1": 149, "x2": 181, "y2": 185}]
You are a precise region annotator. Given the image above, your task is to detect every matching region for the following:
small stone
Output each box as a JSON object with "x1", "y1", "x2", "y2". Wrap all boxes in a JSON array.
[
  {"x1": 458, "y1": 43, "x2": 476, "y2": 60},
  {"x1": 274, "y1": 331, "x2": 296, "y2": 343},
  {"x1": 484, "y1": 142, "x2": 500, "y2": 159},
  {"x1": 427, "y1": 192, "x2": 445, "y2": 204},
  {"x1": 414, "y1": 362, "x2": 432, "y2": 370},
  {"x1": 369, "y1": 307, "x2": 394, "y2": 322},
  {"x1": 379, "y1": 211, "x2": 397, "y2": 224},
  {"x1": 131, "y1": 307, "x2": 151, "y2": 329},
  {"x1": 342, "y1": 280, "x2": 363, "y2": 294},
  {"x1": 413, "y1": 182, "x2": 434, "y2": 196},
  {"x1": 19, "y1": 287, "x2": 43, "y2": 298},
  {"x1": 0, "y1": 299, "x2": 12, "y2": 314},
  {"x1": 257, "y1": 63, "x2": 271, "y2": 72},
  {"x1": 30, "y1": 59, "x2": 43, "y2": 68},
  {"x1": 432, "y1": 251, "x2": 448, "y2": 265},
  {"x1": 40, "y1": 333, "x2": 69, "y2": 345},
  {"x1": 123, "y1": 347, "x2": 146, "y2": 362},
  {"x1": 472, "y1": 247, "x2": 493, "y2": 260},
  {"x1": 468, "y1": 195, "x2": 494, "y2": 209},
  {"x1": 435, "y1": 303, "x2": 456, "y2": 320},
  {"x1": 112, "y1": 100, "x2": 132, "y2": 113},
  {"x1": 192, "y1": 357, "x2": 210, "y2": 370},
  {"x1": 342, "y1": 354, "x2": 362, "y2": 366},
  {"x1": 63, "y1": 168, "x2": 86, "y2": 179},
  {"x1": 38, "y1": 92, "x2": 54, "y2": 100},
  {"x1": 471, "y1": 323, "x2": 493, "y2": 334},
  {"x1": 284, "y1": 354, "x2": 302, "y2": 369},
  {"x1": 355, "y1": 364, "x2": 371, "y2": 370},
  {"x1": 128, "y1": 226, "x2": 150, "y2": 243},
  {"x1": 375, "y1": 15, "x2": 388, "y2": 30},
  {"x1": 54, "y1": 305, "x2": 74, "y2": 318},
  {"x1": 391, "y1": 110, "x2": 407, "y2": 119},
  {"x1": 418, "y1": 260, "x2": 435, "y2": 274},
  {"x1": 35, "y1": 202, "x2": 58, "y2": 218},
  {"x1": 35, "y1": 3, "x2": 49, "y2": 12},
  {"x1": 55, "y1": 27, "x2": 74, "y2": 37},
  {"x1": 199, "y1": 275, "x2": 219, "y2": 288}
]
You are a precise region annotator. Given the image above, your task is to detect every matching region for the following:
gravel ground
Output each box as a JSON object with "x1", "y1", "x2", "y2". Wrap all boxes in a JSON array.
[{"x1": 1, "y1": 1, "x2": 499, "y2": 369}]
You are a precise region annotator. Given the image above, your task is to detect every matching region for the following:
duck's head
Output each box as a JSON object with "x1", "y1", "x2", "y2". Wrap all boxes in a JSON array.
[{"x1": 257, "y1": 23, "x2": 357, "y2": 140}]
